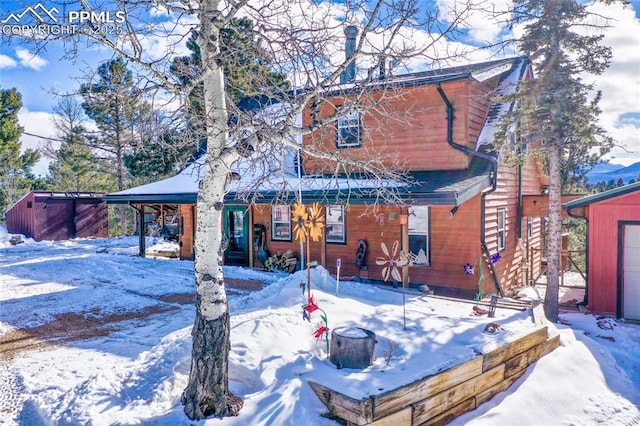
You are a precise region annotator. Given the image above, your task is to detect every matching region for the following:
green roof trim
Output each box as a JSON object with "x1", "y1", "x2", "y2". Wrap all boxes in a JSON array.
[
  {"x1": 564, "y1": 181, "x2": 640, "y2": 210},
  {"x1": 104, "y1": 193, "x2": 198, "y2": 205}
]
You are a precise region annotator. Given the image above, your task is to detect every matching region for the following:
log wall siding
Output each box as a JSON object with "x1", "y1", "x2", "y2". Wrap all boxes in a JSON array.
[
  {"x1": 467, "y1": 78, "x2": 496, "y2": 146},
  {"x1": 520, "y1": 156, "x2": 544, "y2": 282},
  {"x1": 302, "y1": 80, "x2": 496, "y2": 174},
  {"x1": 254, "y1": 201, "x2": 487, "y2": 291},
  {"x1": 586, "y1": 190, "x2": 640, "y2": 316},
  {"x1": 522, "y1": 155, "x2": 544, "y2": 283},
  {"x1": 179, "y1": 204, "x2": 195, "y2": 260},
  {"x1": 484, "y1": 154, "x2": 545, "y2": 294},
  {"x1": 255, "y1": 204, "x2": 403, "y2": 278},
  {"x1": 412, "y1": 197, "x2": 482, "y2": 291}
]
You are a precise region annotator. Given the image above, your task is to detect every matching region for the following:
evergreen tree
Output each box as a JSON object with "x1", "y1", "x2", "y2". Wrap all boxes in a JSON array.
[
  {"x1": 0, "y1": 86, "x2": 40, "y2": 215},
  {"x1": 171, "y1": 18, "x2": 290, "y2": 156},
  {"x1": 80, "y1": 58, "x2": 153, "y2": 234},
  {"x1": 47, "y1": 97, "x2": 114, "y2": 192},
  {"x1": 124, "y1": 130, "x2": 181, "y2": 182},
  {"x1": 499, "y1": 0, "x2": 621, "y2": 321}
]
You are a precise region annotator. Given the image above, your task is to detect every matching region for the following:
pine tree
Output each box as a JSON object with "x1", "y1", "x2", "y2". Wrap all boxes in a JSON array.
[
  {"x1": 80, "y1": 58, "x2": 153, "y2": 234},
  {"x1": 124, "y1": 130, "x2": 181, "y2": 183},
  {"x1": 47, "y1": 97, "x2": 115, "y2": 192},
  {"x1": 171, "y1": 18, "x2": 290, "y2": 156},
  {"x1": 47, "y1": 131, "x2": 115, "y2": 192},
  {"x1": 499, "y1": 0, "x2": 620, "y2": 322},
  {"x1": 0, "y1": 86, "x2": 40, "y2": 215}
]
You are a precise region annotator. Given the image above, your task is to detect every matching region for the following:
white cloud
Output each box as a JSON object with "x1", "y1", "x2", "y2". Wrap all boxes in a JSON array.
[
  {"x1": 0, "y1": 54, "x2": 17, "y2": 69},
  {"x1": 436, "y1": 0, "x2": 513, "y2": 44},
  {"x1": 118, "y1": 11, "x2": 198, "y2": 63},
  {"x1": 18, "y1": 109, "x2": 59, "y2": 176},
  {"x1": 586, "y1": 2, "x2": 640, "y2": 166},
  {"x1": 15, "y1": 48, "x2": 48, "y2": 71}
]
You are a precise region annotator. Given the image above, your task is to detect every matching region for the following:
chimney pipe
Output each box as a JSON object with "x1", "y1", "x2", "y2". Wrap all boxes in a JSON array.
[
  {"x1": 378, "y1": 56, "x2": 386, "y2": 80},
  {"x1": 340, "y1": 25, "x2": 359, "y2": 84}
]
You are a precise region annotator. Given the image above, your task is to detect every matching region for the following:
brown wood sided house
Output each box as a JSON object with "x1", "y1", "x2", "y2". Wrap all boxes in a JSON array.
[
  {"x1": 104, "y1": 56, "x2": 546, "y2": 298},
  {"x1": 5, "y1": 191, "x2": 108, "y2": 241}
]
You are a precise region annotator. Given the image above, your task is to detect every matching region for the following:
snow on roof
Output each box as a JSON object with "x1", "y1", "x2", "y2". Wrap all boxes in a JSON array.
[
  {"x1": 108, "y1": 146, "x2": 401, "y2": 201},
  {"x1": 111, "y1": 159, "x2": 203, "y2": 197},
  {"x1": 476, "y1": 56, "x2": 529, "y2": 149}
]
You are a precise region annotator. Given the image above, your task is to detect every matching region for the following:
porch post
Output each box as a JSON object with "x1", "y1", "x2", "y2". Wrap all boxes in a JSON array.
[
  {"x1": 400, "y1": 209, "x2": 409, "y2": 288},
  {"x1": 248, "y1": 206, "x2": 254, "y2": 268},
  {"x1": 320, "y1": 206, "x2": 327, "y2": 268},
  {"x1": 137, "y1": 205, "x2": 146, "y2": 258}
]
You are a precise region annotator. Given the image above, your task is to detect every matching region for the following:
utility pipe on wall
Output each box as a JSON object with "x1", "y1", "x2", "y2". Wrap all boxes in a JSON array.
[{"x1": 436, "y1": 83, "x2": 504, "y2": 297}]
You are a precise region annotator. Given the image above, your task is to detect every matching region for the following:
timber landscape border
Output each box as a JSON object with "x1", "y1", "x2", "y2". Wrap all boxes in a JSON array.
[{"x1": 309, "y1": 325, "x2": 560, "y2": 425}]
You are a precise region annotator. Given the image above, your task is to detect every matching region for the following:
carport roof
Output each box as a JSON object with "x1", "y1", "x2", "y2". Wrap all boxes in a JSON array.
[{"x1": 103, "y1": 164, "x2": 492, "y2": 207}]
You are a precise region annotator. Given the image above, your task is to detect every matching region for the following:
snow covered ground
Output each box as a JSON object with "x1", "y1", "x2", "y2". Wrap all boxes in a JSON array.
[{"x1": 0, "y1": 228, "x2": 639, "y2": 425}]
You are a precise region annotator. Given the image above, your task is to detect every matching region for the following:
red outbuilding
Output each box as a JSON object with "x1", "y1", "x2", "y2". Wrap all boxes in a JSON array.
[
  {"x1": 4, "y1": 191, "x2": 108, "y2": 241},
  {"x1": 565, "y1": 182, "x2": 640, "y2": 320}
]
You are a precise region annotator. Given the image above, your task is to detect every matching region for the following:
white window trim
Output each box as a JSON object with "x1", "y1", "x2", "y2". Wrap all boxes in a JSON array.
[
  {"x1": 271, "y1": 205, "x2": 291, "y2": 241},
  {"x1": 325, "y1": 205, "x2": 346, "y2": 244},
  {"x1": 527, "y1": 217, "x2": 533, "y2": 239},
  {"x1": 497, "y1": 208, "x2": 506, "y2": 251},
  {"x1": 408, "y1": 206, "x2": 430, "y2": 266},
  {"x1": 337, "y1": 111, "x2": 361, "y2": 148}
]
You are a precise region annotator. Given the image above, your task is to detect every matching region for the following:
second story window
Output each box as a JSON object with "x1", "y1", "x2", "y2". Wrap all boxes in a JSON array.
[{"x1": 337, "y1": 111, "x2": 361, "y2": 148}]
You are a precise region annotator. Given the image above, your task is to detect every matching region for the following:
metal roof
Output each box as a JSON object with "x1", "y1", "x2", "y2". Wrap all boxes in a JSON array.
[
  {"x1": 564, "y1": 181, "x2": 640, "y2": 209},
  {"x1": 4, "y1": 191, "x2": 105, "y2": 215},
  {"x1": 104, "y1": 165, "x2": 491, "y2": 207}
]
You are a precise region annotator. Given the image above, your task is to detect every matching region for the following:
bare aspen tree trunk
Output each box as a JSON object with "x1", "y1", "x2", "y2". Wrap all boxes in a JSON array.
[
  {"x1": 181, "y1": 164, "x2": 241, "y2": 419},
  {"x1": 544, "y1": 143, "x2": 562, "y2": 322},
  {"x1": 181, "y1": 0, "x2": 242, "y2": 419}
]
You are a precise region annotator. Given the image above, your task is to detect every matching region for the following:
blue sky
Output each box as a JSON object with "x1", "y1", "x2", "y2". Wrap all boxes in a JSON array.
[{"x1": 1, "y1": 0, "x2": 639, "y2": 175}]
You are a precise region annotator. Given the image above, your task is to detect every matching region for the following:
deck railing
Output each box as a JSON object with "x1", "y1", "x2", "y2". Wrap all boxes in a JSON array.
[{"x1": 529, "y1": 247, "x2": 586, "y2": 287}]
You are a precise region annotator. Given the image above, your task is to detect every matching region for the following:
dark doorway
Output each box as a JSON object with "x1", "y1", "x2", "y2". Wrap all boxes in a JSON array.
[{"x1": 224, "y1": 206, "x2": 249, "y2": 266}]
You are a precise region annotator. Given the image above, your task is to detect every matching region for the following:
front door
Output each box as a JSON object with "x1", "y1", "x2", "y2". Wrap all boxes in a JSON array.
[
  {"x1": 224, "y1": 206, "x2": 249, "y2": 266},
  {"x1": 623, "y1": 225, "x2": 640, "y2": 320}
]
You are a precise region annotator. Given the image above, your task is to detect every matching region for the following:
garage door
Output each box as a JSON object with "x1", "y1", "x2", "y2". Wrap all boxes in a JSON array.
[{"x1": 623, "y1": 225, "x2": 640, "y2": 320}]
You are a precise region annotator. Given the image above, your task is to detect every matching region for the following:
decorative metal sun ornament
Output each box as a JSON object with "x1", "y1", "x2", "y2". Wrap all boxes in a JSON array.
[
  {"x1": 376, "y1": 241, "x2": 409, "y2": 282},
  {"x1": 292, "y1": 203, "x2": 310, "y2": 243},
  {"x1": 292, "y1": 202, "x2": 325, "y2": 243}
]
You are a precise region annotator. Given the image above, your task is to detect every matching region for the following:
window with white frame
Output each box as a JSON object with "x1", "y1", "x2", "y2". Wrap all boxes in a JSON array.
[
  {"x1": 337, "y1": 111, "x2": 361, "y2": 147},
  {"x1": 497, "y1": 209, "x2": 506, "y2": 251},
  {"x1": 527, "y1": 217, "x2": 534, "y2": 239},
  {"x1": 408, "y1": 206, "x2": 430, "y2": 266},
  {"x1": 325, "y1": 205, "x2": 346, "y2": 243},
  {"x1": 271, "y1": 205, "x2": 291, "y2": 241}
]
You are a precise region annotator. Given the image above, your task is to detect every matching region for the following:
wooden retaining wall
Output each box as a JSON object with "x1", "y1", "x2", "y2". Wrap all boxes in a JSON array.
[{"x1": 309, "y1": 326, "x2": 560, "y2": 425}]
